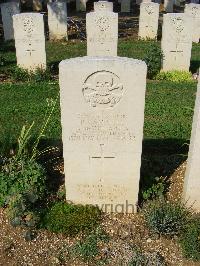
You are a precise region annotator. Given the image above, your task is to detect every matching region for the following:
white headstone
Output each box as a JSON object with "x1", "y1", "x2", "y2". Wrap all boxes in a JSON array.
[
  {"x1": 161, "y1": 13, "x2": 192, "y2": 71},
  {"x1": 47, "y1": 1, "x2": 68, "y2": 40},
  {"x1": 185, "y1": 4, "x2": 200, "y2": 43},
  {"x1": 13, "y1": 13, "x2": 46, "y2": 71},
  {"x1": 76, "y1": 0, "x2": 87, "y2": 11},
  {"x1": 136, "y1": 0, "x2": 151, "y2": 4},
  {"x1": 0, "y1": 2, "x2": 20, "y2": 41},
  {"x1": 86, "y1": 10, "x2": 118, "y2": 56},
  {"x1": 138, "y1": 2, "x2": 159, "y2": 40},
  {"x1": 94, "y1": 1, "x2": 113, "y2": 12},
  {"x1": 164, "y1": 0, "x2": 173, "y2": 12},
  {"x1": 59, "y1": 56, "x2": 147, "y2": 213},
  {"x1": 183, "y1": 74, "x2": 200, "y2": 211},
  {"x1": 121, "y1": 0, "x2": 131, "y2": 12}
]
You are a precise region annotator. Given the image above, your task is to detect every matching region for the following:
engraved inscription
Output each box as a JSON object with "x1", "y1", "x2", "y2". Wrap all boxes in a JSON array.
[
  {"x1": 83, "y1": 71, "x2": 123, "y2": 108},
  {"x1": 69, "y1": 112, "x2": 135, "y2": 142}
]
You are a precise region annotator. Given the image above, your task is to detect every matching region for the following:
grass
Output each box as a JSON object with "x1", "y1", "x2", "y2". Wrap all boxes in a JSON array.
[{"x1": 0, "y1": 39, "x2": 199, "y2": 154}]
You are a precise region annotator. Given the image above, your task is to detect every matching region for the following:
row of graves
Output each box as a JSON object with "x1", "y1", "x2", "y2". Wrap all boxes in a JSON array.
[
  {"x1": 0, "y1": 0, "x2": 200, "y2": 213},
  {"x1": 0, "y1": 1, "x2": 200, "y2": 70}
]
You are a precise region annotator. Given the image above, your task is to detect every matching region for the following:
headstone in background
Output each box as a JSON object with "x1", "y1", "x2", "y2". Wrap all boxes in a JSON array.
[
  {"x1": 161, "y1": 13, "x2": 192, "y2": 71},
  {"x1": 47, "y1": 1, "x2": 68, "y2": 40},
  {"x1": 121, "y1": 0, "x2": 131, "y2": 12},
  {"x1": 0, "y1": 2, "x2": 20, "y2": 41},
  {"x1": 59, "y1": 56, "x2": 147, "y2": 213},
  {"x1": 185, "y1": 4, "x2": 200, "y2": 43},
  {"x1": 138, "y1": 2, "x2": 159, "y2": 40},
  {"x1": 94, "y1": 1, "x2": 113, "y2": 12},
  {"x1": 183, "y1": 74, "x2": 200, "y2": 212},
  {"x1": 164, "y1": 0, "x2": 173, "y2": 12},
  {"x1": 86, "y1": 8, "x2": 118, "y2": 56},
  {"x1": 13, "y1": 13, "x2": 46, "y2": 71}
]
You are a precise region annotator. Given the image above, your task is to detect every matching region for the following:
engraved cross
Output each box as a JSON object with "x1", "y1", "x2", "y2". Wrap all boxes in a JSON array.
[
  {"x1": 90, "y1": 144, "x2": 115, "y2": 161},
  {"x1": 170, "y1": 44, "x2": 183, "y2": 61},
  {"x1": 26, "y1": 44, "x2": 35, "y2": 57}
]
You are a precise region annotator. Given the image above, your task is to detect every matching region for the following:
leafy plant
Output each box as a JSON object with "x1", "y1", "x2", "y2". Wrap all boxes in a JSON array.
[
  {"x1": 0, "y1": 55, "x2": 6, "y2": 66},
  {"x1": 143, "y1": 42, "x2": 163, "y2": 79},
  {"x1": 41, "y1": 201, "x2": 101, "y2": 236},
  {"x1": 11, "y1": 66, "x2": 52, "y2": 82},
  {"x1": 156, "y1": 71, "x2": 193, "y2": 82},
  {"x1": 72, "y1": 227, "x2": 109, "y2": 263},
  {"x1": 180, "y1": 216, "x2": 200, "y2": 261},
  {"x1": 129, "y1": 250, "x2": 166, "y2": 266},
  {"x1": 143, "y1": 199, "x2": 190, "y2": 236},
  {"x1": 142, "y1": 177, "x2": 166, "y2": 201}
]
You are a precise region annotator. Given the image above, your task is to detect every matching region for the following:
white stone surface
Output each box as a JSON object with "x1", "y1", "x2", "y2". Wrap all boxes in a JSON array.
[
  {"x1": 164, "y1": 0, "x2": 173, "y2": 12},
  {"x1": 86, "y1": 10, "x2": 118, "y2": 56},
  {"x1": 47, "y1": 1, "x2": 68, "y2": 40},
  {"x1": 59, "y1": 56, "x2": 147, "y2": 213},
  {"x1": 138, "y1": 2, "x2": 159, "y2": 40},
  {"x1": 0, "y1": 2, "x2": 20, "y2": 41},
  {"x1": 94, "y1": 1, "x2": 113, "y2": 12},
  {"x1": 185, "y1": 4, "x2": 200, "y2": 43},
  {"x1": 76, "y1": 0, "x2": 87, "y2": 11},
  {"x1": 161, "y1": 13, "x2": 192, "y2": 71},
  {"x1": 13, "y1": 13, "x2": 46, "y2": 71},
  {"x1": 121, "y1": 0, "x2": 130, "y2": 12},
  {"x1": 183, "y1": 74, "x2": 200, "y2": 212}
]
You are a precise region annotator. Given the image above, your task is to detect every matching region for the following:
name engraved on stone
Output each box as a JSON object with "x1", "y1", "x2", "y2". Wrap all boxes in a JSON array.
[
  {"x1": 83, "y1": 71, "x2": 123, "y2": 108},
  {"x1": 69, "y1": 112, "x2": 135, "y2": 142}
]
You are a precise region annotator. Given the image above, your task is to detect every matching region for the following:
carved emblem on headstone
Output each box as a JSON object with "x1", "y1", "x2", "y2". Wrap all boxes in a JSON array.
[
  {"x1": 23, "y1": 17, "x2": 34, "y2": 34},
  {"x1": 191, "y1": 7, "x2": 198, "y2": 16},
  {"x1": 82, "y1": 71, "x2": 123, "y2": 108},
  {"x1": 96, "y1": 17, "x2": 110, "y2": 31},
  {"x1": 171, "y1": 17, "x2": 184, "y2": 33},
  {"x1": 145, "y1": 5, "x2": 154, "y2": 15}
]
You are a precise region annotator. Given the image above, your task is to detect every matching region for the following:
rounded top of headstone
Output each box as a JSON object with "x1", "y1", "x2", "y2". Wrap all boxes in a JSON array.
[
  {"x1": 94, "y1": 1, "x2": 113, "y2": 12},
  {"x1": 13, "y1": 12, "x2": 44, "y2": 18},
  {"x1": 59, "y1": 56, "x2": 147, "y2": 70}
]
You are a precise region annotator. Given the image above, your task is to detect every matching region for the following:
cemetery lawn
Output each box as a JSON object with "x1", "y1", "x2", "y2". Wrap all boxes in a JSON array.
[{"x1": 0, "y1": 40, "x2": 200, "y2": 265}]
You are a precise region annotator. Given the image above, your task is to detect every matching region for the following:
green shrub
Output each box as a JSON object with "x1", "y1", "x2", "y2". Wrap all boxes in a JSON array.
[
  {"x1": 0, "y1": 156, "x2": 46, "y2": 207},
  {"x1": 129, "y1": 250, "x2": 166, "y2": 266},
  {"x1": 143, "y1": 199, "x2": 190, "y2": 236},
  {"x1": 142, "y1": 177, "x2": 166, "y2": 201},
  {"x1": 42, "y1": 201, "x2": 101, "y2": 236},
  {"x1": 156, "y1": 70, "x2": 193, "y2": 82},
  {"x1": 0, "y1": 55, "x2": 6, "y2": 66},
  {"x1": 180, "y1": 216, "x2": 200, "y2": 261},
  {"x1": 143, "y1": 43, "x2": 163, "y2": 79},
  {"x1": 72, "y1": 227, "x2": 109, "y2": 263},
  {"x1": 11, "y1": 66, "x2": 52, "y2": 82}
]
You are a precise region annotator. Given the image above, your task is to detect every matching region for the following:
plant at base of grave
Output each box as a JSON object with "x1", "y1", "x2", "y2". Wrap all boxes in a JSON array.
[
  {"x1": 155, "y1": 70, "x2": 193, "y2": 82},
  {"x1": 0, "y1": 95, "x2": 58, "y2": 237},
  {"x1": 15, "y1": 95, "x2": 59, "y2": 161},
  {"x1": 143, "y1": 199, "x2": 190, "y2": 236},
  {"x1": 0, "y1": 55, "x2": 6, "y2": 66},
  {"x1": 41, "y1": 201, "x2": 102, "y2": 236},
  {"x1": 128, "y1": 249, "x2": 166, "y2": 266},
  {"x1": 143, "y1": 42, "x2": 163, "y2": 79},
  {"x1": 11, "y1": 66, "x2": 51, "y2": 82},
  {"x1": 179, "y1": 215, "x2": 200, "y2": 261},
  {"x1": 72, "y1": 227, "x2": 109, "y2": 263},
  {"x1": 142, "y1": 177, "x2": 166, "y2": 201}
]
